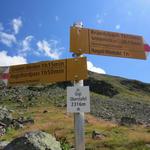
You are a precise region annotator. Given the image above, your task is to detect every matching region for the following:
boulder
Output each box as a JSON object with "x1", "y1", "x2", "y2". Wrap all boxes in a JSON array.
[
  {"x1": 92, "y1": 130, "x2": 105, "y2": 140},
  {"x1": 0, "y1": 126, "x2": 6, "y2": 136},
  {"x1": 16, "y1": 117, "x2": 34, "y2": 125},
  {"x1": 4, "y1": 131, "x2": 61, "y2": 150},
  {"x1": 0, "y1": 106, "x2": 12, "y2": 126},
  {"x1": 43, "y1": 110, "x2": 48, "y2": 113},
  {"x1": 120, "y1": 117, "x2": 137, "y2": 126},
  {"x1": 0, "y1": 141, "x2": 10, "y2": 150}
]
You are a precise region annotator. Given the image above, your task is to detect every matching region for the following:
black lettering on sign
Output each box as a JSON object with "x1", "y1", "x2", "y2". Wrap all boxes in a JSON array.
[
  {"x1": 10, "y1": 72, "x2": 40, "y2": 79},
  {"x1": 42, "y1": 61, "x2": 65, "y2": 69},
  {"x1": 9, "y1": 79, "x2": 40, "y2": 85},
  {"x1": 121, "y1": 40, "x2": 142, "y2": 45},
  {"x1": 90, "y1": 30, "x2": 120, "y2": 38},
  {"x1": 11, "y1": 66, "x2": 25, "y2": 72},
  {"x1": 91, "y1": 37, "x2": 115, "y2": 43},
  {"x1": 91, "y1": 48, "x2": 105, "y2": 54},
  {"x1": 71, "y1": 102, "x2": 86, "y2": 107},
  {"x1": 41, "y1": 69, "x2": 64, "y2": 75},
  {"x1": 105, "y1": 50, "x2": 122, "y2": 56},
  {"x1": 51, "y1": 61, "x2": 65, "y2": 68},
  {"x1": 26, "y1": 65, "x2": 40, "y2": 70}
]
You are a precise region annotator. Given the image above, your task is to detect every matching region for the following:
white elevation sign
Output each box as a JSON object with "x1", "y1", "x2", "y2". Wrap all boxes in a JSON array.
[{"x1": 67, "y1": 86, "x2": 90, "y2": 113}]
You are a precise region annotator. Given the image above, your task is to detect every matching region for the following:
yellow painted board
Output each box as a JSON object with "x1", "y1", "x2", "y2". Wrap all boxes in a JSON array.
[
  {"x1": 67, "y1": 57, "x2": 88, "y2": 81},
  {"x1": 8, "y1": 57, "x2": 88, "y2": 86},
  {"x1": 70, "y1": 27, "x2": 146, "y2": 60}
]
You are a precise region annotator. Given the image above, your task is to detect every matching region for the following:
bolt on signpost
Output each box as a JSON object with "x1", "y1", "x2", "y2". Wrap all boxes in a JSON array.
[{"x1": 73, "y1": 22, "x2": 85, "y2": 150}]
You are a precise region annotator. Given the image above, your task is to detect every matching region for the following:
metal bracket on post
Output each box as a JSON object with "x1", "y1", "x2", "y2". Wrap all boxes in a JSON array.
[{"x1": 73, "y1": 21, "x2": 85, "y2": 150}]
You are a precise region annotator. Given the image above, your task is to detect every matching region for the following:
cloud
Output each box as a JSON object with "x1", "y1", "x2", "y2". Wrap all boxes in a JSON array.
[
  {"x1": 115, "y1": 24, "x2": 121, "y2": 30},
  {"x1": 38, "y1": 23, "x2": 42, "y2": 28},
  {"x1": 87, "y1": 61, "x2": 106, "y2": 74},
  {"x1": 97, "y1": 19, "x2": 103, "y2": 25},
  {"x1": 96, "y1": 12, "x2": 107, "y2": 25},
  {"x1": 12, "y1": 17, "x2": 22, "y2": 34},
  {"x1": 0, "y1": 23, "x2": 4, "y2": 31},
  {"x1": 36, "y1": 40, "x2": 61, "y2": 59},
  {"x1": 0, "y1": 51, "x2": 27, "y2": 66},
  {"x1": 127, "y1": 11, "x2": 132, "y2": 16},
  {"x1": 55, "y1": 16, "x2": 59, "y2": 21},
  {"x1": 22, "y1": 36, "x2": 34, "y2": 51},
  {"x1": 19, "y1": 35, "x2": 34, "y2": 56},
  {"x1": 96, "y1": 14, "x2": 103, "y2": 25},
  {"x1": 0, "y1": 32, "x2": 16, "y2": 47}
]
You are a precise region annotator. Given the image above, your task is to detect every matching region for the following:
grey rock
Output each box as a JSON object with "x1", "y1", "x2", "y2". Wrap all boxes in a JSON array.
[
  {"x1": 0, "y1": 141, "x2": 10, "y2": 150},
  {"x1": 120, "y1": 117, "x2": 137, "y2": 126},
  {"x1": 16, "y1": 117, "x2": 34, "y2": 125},
  {"x1": 12, "y1": 121, "x2": 24, "y2": 130},
  {"x1": 90, "y1": 95, "x2": 150, "y2": 124},
  {"x1": 92, "y1": 130, "x2": 106, "y2": 140},
  {"x1": 4, "y1": 131, "x2": 61, "y2": 150},
  {"x1": 43, "y1": 110, "x2": 48, "y2": 113},
  {"x1": 0, "y1": 107, "x2": 12, "y2": 126},
  {"x1": 146, "y1": 144, "x2": 150, "y2": 148},
  {"x1": 0, "y1": 127, "x2": 6, "y2": 136}
]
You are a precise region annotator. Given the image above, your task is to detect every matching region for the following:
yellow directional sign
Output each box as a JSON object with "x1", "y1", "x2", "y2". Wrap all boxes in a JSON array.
[
  {"x1": 70, "y1": 27, "x2": 147, "y2": 59},
  {"x1": 8, "y1": 57, "x2": 87, "y2": 86}
]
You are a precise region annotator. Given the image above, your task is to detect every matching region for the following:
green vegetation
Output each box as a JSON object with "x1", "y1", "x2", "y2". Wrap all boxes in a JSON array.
[
  {"x1": 1, "y1": 101, "x2": 150, "y2": 150},
  {"x1": 0, "y1": 72, "x2": 150, "y2": 149}
]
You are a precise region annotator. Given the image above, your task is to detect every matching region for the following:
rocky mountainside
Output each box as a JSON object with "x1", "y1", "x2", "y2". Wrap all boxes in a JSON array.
[
  {"x1": 0, "y1": 71, "x2": 150, "y2": 125},
  {"x1": 86, "y1": 72, "x2": 150, "y2": 124},
  {"x1": 0, "y1": 71, "x2": 150, "y2": 149}
]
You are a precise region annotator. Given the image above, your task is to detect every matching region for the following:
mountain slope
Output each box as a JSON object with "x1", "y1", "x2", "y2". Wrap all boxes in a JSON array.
[
  {"x1": 0, "y1": 71, "x2": 150, "y2": 124},
  {"x1": 85, "y1": 72, "x2": 150, "y2": 124},
  {"x1": 0, "y1": 72, "x2": 150, "y2": 149}
]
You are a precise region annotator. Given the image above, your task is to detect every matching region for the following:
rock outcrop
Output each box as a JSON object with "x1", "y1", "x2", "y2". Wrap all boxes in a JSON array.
[{"x1": 4, "y1": 131, "x2": 61, "y2": 150}]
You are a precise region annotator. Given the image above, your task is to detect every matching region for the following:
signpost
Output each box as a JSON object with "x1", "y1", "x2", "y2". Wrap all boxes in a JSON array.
[
  {"x1": 67, "y1": 86, "x2": 90, "y2": 113},
  {"x1": 71, "y1": 22, "x2": 86, "y2": 150},
  {"x1": 70, "y1": 27, "x2": 147, "y2": 59},
  {"x1": 70, "y1": 25, "x2": 149, "y2": 150},
  {"x1": 8, "y1": 57, "x2": 87, "y2": 86}
]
